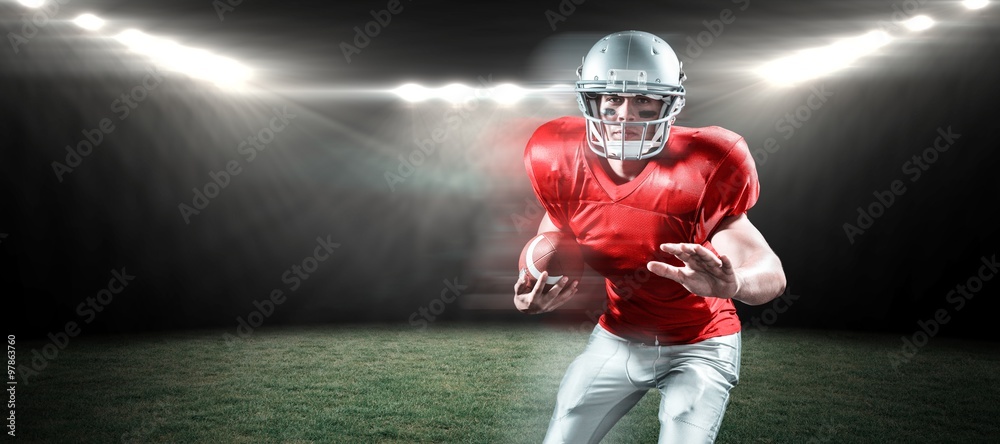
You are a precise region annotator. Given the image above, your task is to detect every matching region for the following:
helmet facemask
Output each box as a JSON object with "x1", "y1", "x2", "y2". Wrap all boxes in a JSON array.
[
  {"x1": 576, "y1": 90, "x2": 685, "y2": 160},
  {"x1": 574, "y1": 31, "x2": 687, "y2": 161}
]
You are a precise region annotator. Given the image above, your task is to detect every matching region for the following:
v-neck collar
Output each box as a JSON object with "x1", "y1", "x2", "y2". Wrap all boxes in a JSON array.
[{"x1": 581, "y1": 141, "x2": 656, "y2": 202}]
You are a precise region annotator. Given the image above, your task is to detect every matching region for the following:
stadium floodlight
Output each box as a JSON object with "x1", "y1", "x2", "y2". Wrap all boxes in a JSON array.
[
  {"x1": 72, "y1": 13, "x2": 106, "y2": 31},
  {"x1": 962, "y1": 0, "x2": 989, "y2": 9},
  {"x1": 113, "y1": 29, "x2": 252, "y2": 89},
  {"x1": 904, "y1": 15, "x2": 936, "y2": 31},
  {"x1": 392, "y1": 83, "x2": 433, "y2": 102},
  {"x1": 17, "y1": 0, "x2": 44, "y2": 7},
  {"x1": 489, "y1": 83, "x2": 528, "y2": 105},
  {"x1": 756, "y1": 30, "x2": 894, "y2": 85},
  {"x1": 391, "y1": 82, "x2": 535, "y2": 104},
  {"x1": 439, "y1": 83, "x2": 475, "y2": 104}
]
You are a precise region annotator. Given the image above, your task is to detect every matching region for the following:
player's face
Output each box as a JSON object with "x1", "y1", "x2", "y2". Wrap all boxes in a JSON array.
[{"x1": 599, "y1": 95, "x2": 663, "y2": 141}]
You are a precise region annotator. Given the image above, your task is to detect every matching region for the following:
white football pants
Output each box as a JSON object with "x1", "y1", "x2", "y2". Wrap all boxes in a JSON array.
[{"x1": 542, "y1": 324, "x2": 741, "y2": 444}]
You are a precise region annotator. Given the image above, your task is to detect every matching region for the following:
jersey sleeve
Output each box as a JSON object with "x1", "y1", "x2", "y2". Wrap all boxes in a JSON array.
[
  {"x1": 523, "y1": 120, "x2": 573, "y2": 232},
  {"x1": 691, "y1": 136, "x2": 760, "y2": 243}
]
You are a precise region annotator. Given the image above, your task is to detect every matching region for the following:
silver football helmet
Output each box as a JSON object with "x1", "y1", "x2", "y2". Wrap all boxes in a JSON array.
[{"x1": 575, "y1": 30, "x2": 686, "y2": 160}]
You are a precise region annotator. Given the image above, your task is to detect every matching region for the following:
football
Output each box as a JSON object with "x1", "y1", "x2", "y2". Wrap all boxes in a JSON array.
[{"x1": 518, "y1": 231, "x2": 585, "y2": 291}]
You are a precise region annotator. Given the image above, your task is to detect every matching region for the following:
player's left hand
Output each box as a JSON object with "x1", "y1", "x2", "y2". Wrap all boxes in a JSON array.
[{"x1": 646, "y1": 243, "x2": 740, "y2": 299}]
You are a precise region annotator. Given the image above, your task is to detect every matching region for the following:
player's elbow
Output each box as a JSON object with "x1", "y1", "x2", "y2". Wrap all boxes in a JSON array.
[
  {"x1": 739, "y1": 260, "x2": 786, "y2": 306},
  {"x1": 769, "y1": 271, "x2": 788, "y2": 303},
  {"x1": 759, "y1": 262, "x2": 787, "y2": 305}
]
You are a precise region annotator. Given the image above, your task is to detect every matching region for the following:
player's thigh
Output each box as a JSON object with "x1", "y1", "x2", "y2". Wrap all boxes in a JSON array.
[
  {"x1": 545, "y1": 327, "x2": 647, "y2": 444},
  {"x1": 553, "y1": 325, "x2": 638, "y2": 412},
  {"x1": 656, "y1": 334, "x2": 740, "y2": 441}
]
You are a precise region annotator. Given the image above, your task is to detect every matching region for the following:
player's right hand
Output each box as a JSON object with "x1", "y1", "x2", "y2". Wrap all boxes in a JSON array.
[{"x1": 513, "y1": 271, "x2": 579, "y2": 314}]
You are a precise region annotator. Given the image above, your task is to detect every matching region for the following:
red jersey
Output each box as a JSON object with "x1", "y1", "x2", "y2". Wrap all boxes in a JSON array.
[{"x1": 523, "y1": 116, "x2": 760, "y2": 345}]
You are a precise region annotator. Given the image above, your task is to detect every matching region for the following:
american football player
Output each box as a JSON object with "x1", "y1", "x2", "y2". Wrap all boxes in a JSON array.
[{"x1": 514, "y1": 30, "x2": 787, "y2": 443}]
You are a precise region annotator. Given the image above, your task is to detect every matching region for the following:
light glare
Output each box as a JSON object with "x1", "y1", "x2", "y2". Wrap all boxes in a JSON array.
[
  {"x1": 490, "y1": 84, "x2": 527, "y2": 105},
  {"x1": 904, "y1": 15, "x2": 936, "y2": 31},
  {"x1": 757, "y1": 31, "x2": 894, "y2": 85},
  {"x1": 391, "y1": 83, "x2": 539, "y2": 104},
  {"x1": 113, "y1": 29, "x2": 252, "y2": 89},
  {"x1": 388, "y1": 83, "x2": 573, "y2": 104},
  {"x1": 439, "y1": 83, "x2": 474, "y2": 104},
  {"x1": 72, "y1": 13, "x2": 106, "y2": 31},
  {"x1": 17, "y1": 0, "x2": 44, "y2": 7},
  {"x1": 963, "y1": 0, "x2": 989, "y2": 9},
  {"x1": 392, "y1": 83, "x2": 432, "y2": 102}
]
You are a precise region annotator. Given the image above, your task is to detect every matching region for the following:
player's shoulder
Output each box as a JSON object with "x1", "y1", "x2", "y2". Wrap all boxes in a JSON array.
[
  {"x1": 525, "y1": 116, "x2": 585, "y2": 161},
  {"x1": 669, "y1": 124, "x2": 749, "y2": 164},
  {"x1": 672, "y1": 125, "x2": 745, "y2": 151},
  {"x1": 528, "y1": 116, "x2": 586, "y2": 146}
]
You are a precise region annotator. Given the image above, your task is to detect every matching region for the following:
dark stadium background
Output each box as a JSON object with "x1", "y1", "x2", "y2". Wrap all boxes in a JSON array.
[{"x1": 3, "y1": 0, "x2": 998, "y2": 341}]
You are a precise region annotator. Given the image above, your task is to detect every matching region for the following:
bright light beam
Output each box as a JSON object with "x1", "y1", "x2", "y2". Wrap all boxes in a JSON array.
[
  {"x1": 489, "y1": 83, "x2": 528, "y2": 105},
  {"x1": 388, "y1": 82, "x2": 576, "y2": 104},
  {"x1": 392, "y1": 83, "x2": 433, "y2": 102},
  {"x1": 756, "y1": 30, "x2": 894, "y2": 86},
  {"x1": 17, "y1": 0, "x2": 43, "y2": 7},
  {"x1": 904, "y1": 15, "x2": 936, "y2": 32},
  {"x1": 72, "y1": 13, "x2": 106, "y2": 31},
  {"x1": 439, "y1": 83, "x2": 475, "y2": 104},
  {"x1": 113, "y1": 29, "x2": 252, "y2": 89},
  {"x1": 963, "y1": 0, "x2": 989, "y2": 10}
]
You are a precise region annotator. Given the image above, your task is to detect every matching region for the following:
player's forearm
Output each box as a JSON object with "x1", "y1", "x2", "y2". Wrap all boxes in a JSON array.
[{"x1": 732, "y1": 254, "x2": 786, "y2": 306}]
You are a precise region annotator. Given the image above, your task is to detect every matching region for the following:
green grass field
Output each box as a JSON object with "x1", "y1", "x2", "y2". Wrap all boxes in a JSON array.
[{"x1": 12, "y1": 323, "x2": 1000, "y2": 443}]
